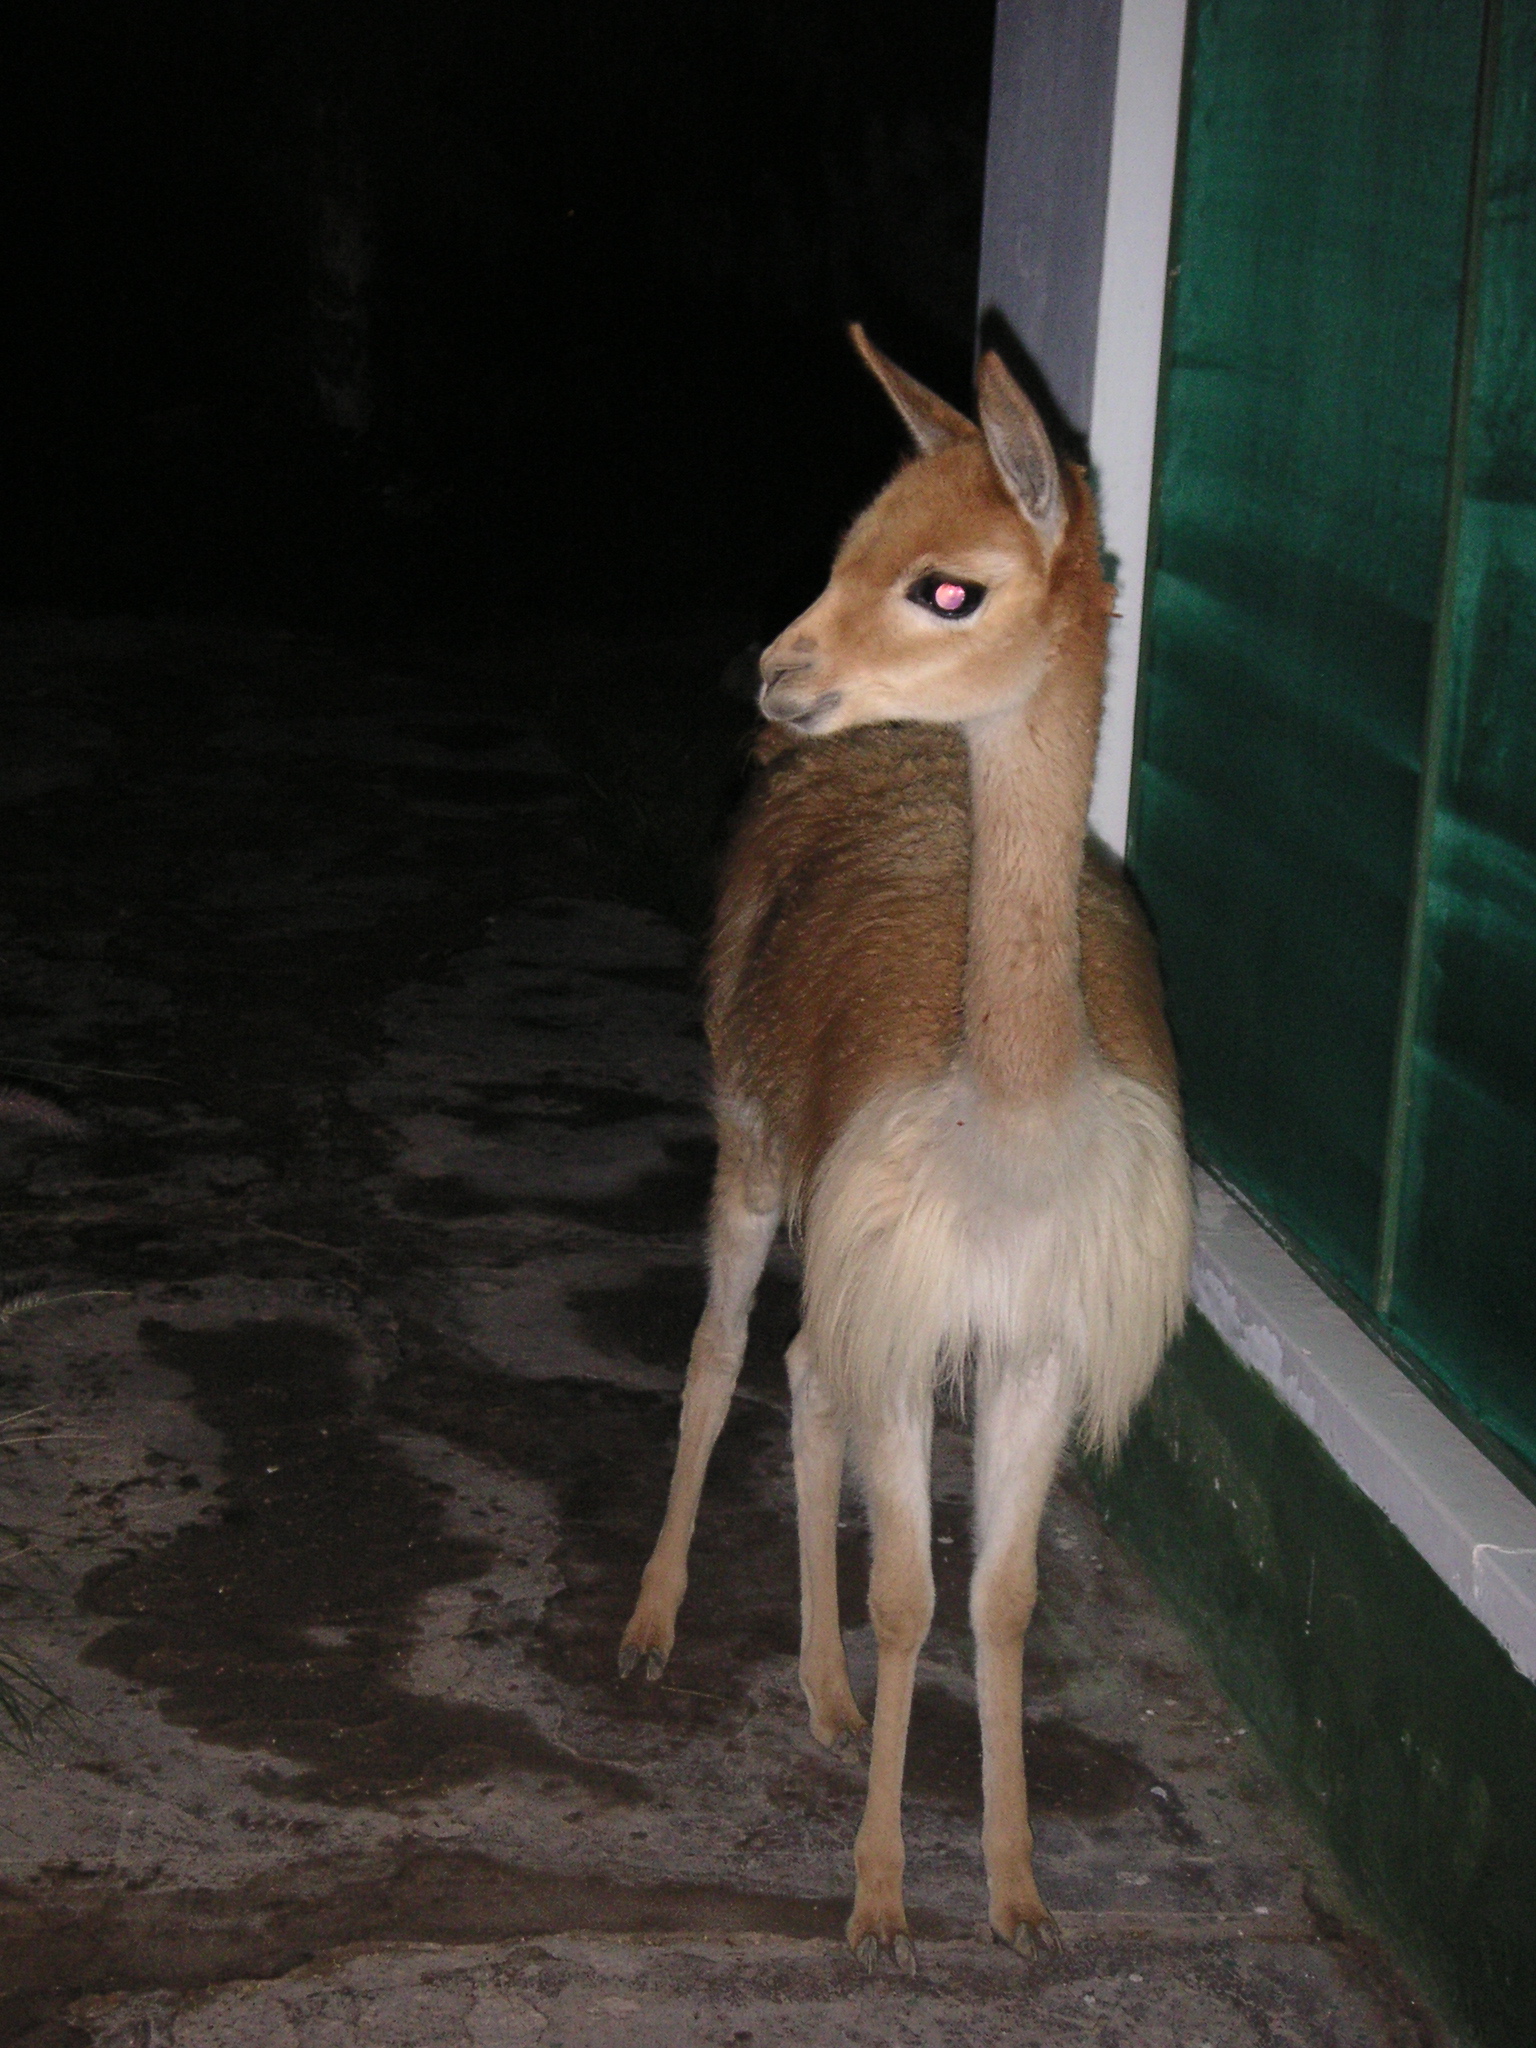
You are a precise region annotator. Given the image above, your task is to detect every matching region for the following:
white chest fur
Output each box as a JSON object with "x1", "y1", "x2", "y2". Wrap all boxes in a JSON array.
[{"x1": 799, "y1": 1059, "x2": 1192, "y2": 1449}]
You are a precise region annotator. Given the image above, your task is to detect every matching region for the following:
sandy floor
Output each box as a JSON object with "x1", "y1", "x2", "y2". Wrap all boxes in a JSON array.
[{"x1": 0, "y1": 618, "x2": 1443, "y2": 2043}]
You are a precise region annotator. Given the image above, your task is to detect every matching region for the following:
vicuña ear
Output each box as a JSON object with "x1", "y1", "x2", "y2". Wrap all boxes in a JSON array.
[
  {"x1": 850, "y1": 323, "x2": 972, "y2": 456},
  {"x1": 976, "y1": 351, "x2": 1065, "y2": 553}
]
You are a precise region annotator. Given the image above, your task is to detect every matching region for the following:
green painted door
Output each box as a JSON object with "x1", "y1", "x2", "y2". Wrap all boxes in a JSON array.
[
  {"x1": 1132, "y1": 0, "x2": 1536, "y2": 1472},
  {"x1": 1380, "y1": 0, "x2": 1536, "y2": 1465}
]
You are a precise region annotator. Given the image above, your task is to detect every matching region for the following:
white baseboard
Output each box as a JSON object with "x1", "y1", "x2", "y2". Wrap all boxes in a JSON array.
[{"x1": 1191, "y1": 1169, "x2": 1536, "y2": 1684}]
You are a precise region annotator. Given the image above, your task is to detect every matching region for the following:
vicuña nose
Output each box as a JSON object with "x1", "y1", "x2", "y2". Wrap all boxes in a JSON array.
[{"x1": 757, "y1": 635, "x2": 816, "y2": 693}]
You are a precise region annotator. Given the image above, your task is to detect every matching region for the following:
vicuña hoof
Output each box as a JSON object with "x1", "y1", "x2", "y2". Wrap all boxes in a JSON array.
[
  {"x1": 853, "y1": 1929, "x2": 917, "y2": 1976},
  {"x1": 617, "y1": 1609, "x2": 673, "y2": 1681},
  {"x1": 847, "y1": 1901, "x2": 916, "y2": 1975},
  {"x1": 990, "y1": 1905, "x2": 1062, "y2": 1960},
  {"x1": 804, "y1": 1683, "x2": 868, "y2": 1753}
]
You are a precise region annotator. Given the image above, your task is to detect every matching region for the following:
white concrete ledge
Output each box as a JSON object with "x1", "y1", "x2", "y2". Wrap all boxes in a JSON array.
[{"x1": 1191, "y1": 1170, "x2": 1536, "y2": 1685}]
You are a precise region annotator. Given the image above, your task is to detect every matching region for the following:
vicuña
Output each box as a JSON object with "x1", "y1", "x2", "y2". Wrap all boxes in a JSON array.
[{"x1": 621, "y1": 328, "x2": 1192, "y2": 1970}]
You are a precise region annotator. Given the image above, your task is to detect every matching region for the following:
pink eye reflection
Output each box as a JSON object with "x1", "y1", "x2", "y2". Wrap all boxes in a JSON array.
[{"x1": 934, "y1": 581, "x2": 968, "y2": 612}]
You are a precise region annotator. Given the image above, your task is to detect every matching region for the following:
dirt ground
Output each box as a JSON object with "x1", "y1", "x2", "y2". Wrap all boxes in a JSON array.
[{"x1": 0, "y1": 617, "x2": 1448, "y2": 2044}]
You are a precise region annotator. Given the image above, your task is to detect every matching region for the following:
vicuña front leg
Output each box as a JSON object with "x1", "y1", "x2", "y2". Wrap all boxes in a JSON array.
[
  {"x1": 619, "y1": 1121, "x2": 779, "y2": 1680},
  {"x1": 970, "y1": 1357, "x2": 1073, "y2": 1956},
  {"x1": 787, "y1": 1334, "x2": 865, "y2": 1747},
  {"x1": 846, "y1": 1405, "x2": 933, "y2": 1974}
]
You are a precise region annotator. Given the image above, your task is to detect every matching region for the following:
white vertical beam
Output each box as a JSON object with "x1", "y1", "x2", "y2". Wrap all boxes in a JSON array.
[
  {"x1": 977, "y1": 0, "x2": 1122, "y2": 440},
  {"x1": 1086, "y1": 0, "x2": 1191, "y2": 854}
]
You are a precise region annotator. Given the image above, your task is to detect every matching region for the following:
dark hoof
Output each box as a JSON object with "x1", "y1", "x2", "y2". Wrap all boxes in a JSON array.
[
  {"x1": 617, "y1": 1638, "x2": 669, "y2": 1681},
  {"x1": 995, "y1": 1912, "x2": 1062, "y2": 1960},
  {"x1": 853, "y1": 1930, "x2": 917, "y2": 1976}
]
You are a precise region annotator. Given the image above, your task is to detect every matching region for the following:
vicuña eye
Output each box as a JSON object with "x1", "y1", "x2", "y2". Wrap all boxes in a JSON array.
[{"x1": 907, "y1": 573, "x2": 986, "y2": 619}]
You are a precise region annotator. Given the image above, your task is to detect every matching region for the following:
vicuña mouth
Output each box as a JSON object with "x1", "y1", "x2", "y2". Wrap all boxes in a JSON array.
[{"x1": 771, "y1": 689, "x2": 842, "y2": 733}]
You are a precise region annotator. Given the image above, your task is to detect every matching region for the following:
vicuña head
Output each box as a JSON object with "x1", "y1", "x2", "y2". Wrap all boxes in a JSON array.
[{"x1": 758, "y1": 325, "x2": 1109, "y2": 738}]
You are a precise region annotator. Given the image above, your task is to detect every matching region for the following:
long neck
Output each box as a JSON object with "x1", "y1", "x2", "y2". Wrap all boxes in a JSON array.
[{"x1": 961, "y1": 647, "x2": 1103, "y2": 1107}]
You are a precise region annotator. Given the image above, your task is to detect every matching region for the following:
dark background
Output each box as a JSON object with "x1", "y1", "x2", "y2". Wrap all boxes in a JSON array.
[{"x1": 6, "y1": 0, "x2": 997, "y2": 635}]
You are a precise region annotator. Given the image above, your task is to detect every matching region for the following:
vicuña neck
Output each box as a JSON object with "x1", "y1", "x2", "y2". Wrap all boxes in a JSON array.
[{"x1": 960, "y1": 656, "x2": 1101, "y2": 1107}]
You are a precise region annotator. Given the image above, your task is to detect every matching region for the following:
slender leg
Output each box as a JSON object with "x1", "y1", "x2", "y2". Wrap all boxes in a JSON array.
[
  {"x1": 619, "y1": 1118, "x2": 779, "y2": 1678},
  {"x1": 970, "y1": 1356, "x2": 1074, "y2": 1956},
  {"x1": 845, "y1": 1404, "x2": 933, "y2": 1974},
  {"x1": 787, "y1": 1334, "x2": 865, "y2": 1746}
]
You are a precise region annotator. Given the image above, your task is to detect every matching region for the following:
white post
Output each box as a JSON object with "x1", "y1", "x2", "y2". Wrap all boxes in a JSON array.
[{"x1": 1085, "y1": 0, "x2": 1191, "y2": 854}]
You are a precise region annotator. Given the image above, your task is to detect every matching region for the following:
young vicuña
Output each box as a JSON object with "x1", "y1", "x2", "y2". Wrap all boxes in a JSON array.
[{"x1": 620, "y1": 328, "x2": 1192, "y2": 1970}]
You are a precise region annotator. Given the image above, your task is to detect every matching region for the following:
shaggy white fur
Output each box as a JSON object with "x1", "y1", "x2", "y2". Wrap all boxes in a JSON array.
[{"x1": 798, "y1": 1059, "x2": 1192, "y2": 1453}]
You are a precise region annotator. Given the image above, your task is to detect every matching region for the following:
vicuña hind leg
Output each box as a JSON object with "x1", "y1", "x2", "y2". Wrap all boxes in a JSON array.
[
  {"x1": 787, "y1": 1334, "x2": 865, "y2": 1747},
  {"x1": 619, "y1": 1116, "x2": 779, "y2": 1679},
  {"x1": 970, "y1": 1357, "x2": 1073, "y2": 1956},
  {"x1": 846, "y1": 1405, "x2": 933, "y2": 1974}
]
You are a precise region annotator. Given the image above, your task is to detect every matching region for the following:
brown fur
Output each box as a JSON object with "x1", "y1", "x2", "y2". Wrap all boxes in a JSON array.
[{"x1": 709, "y1": 720, "x2": 1175, "y2": 1207}]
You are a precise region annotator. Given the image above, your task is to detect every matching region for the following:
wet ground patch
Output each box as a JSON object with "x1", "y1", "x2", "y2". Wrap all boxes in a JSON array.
[
  {"x1": 384, "y1": 1360, "x2": 800, "y2": 1730},
  {"x1": 393, "y1": 1174, "x2": 514, "y2": 1220},
  {"x1": 898, "y1": 1687, "x2": 1153, "y2": 1821},
  {"x1": 567, "y1": 1265, "x2": 708, "y2": 1374},
  {"x1": 520, "y1": 1134, "x2": 718, "y2": 1236},
  {"x1": 458, "y1": 1078, "x2": 695, "y2": 1134},
  {"x1": 566, "y1": 1262, "x2": 800, "y2": 1394},
  {"x1": 80, "y1": 1318, "x2": 643, "y2": 1806},
  {"x1": 0, "y1": 1846, "x2": 859, "y2": 2035}
]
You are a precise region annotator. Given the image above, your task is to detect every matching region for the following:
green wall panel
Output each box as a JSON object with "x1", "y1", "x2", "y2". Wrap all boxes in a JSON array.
[
  {"x1": 1133, "y1": 0, "x2": 1482, "y2": 1298},
  {"x1": 1387, "y1": 1, "x2": 1536, "y2": 1468},
  {"x1": 1091, "y1": 1313, "x2": 1536, "y2": 2048}
]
